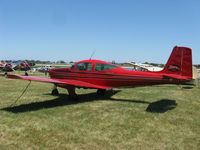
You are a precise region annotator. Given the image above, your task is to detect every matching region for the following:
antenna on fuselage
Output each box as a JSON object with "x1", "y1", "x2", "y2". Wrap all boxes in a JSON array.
[{"x1": 89, "y1": 50, "x2": 96, "y2": 60}]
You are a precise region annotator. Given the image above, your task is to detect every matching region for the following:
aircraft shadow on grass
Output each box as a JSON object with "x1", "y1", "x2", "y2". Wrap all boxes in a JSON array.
[{"x1": 1, "y1": 90, "x2": 177, "y2": 114}]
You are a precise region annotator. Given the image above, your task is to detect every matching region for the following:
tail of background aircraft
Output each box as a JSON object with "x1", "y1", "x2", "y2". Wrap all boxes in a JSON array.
[{"x1": 162, "y1": 46, "x2": 192, "y2": 79}]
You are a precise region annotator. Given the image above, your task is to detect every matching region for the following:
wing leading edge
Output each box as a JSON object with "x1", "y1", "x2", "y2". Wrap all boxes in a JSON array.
[{"x1": 7, "y1": 74, "x2": 111, "y2": 90}]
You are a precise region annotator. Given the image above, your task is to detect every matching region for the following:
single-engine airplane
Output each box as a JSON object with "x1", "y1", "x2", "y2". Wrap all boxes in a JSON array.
[{"x1": 7, "y1": 46, "x2": 192, "y2": 99}]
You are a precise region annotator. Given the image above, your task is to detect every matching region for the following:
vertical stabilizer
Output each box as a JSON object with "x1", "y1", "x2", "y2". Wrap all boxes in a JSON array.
[{"x1": 163, "y1": 46, "x2": 192, "y2": 78}]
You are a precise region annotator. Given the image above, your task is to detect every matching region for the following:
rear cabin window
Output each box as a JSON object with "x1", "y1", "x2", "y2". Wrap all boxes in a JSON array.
[
  {"x1": 76, "y1": 62, "x2": 92, "y2": 71},
  {"x1": 95, "y1": 63, "x2": 117, "y2": 71}
]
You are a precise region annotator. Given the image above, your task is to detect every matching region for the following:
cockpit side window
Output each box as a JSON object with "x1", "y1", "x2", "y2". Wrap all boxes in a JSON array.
[
  {"x1": 76, "y1": 62, "x2": 92, "y2": 71},
  {"x1": 95, "y1": 63, "x2": 117, "y2": 71}
]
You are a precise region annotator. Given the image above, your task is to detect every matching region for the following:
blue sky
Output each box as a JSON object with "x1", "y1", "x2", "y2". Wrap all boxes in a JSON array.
[{"x1": 0, "y1": 0, "x2": 200, "y2": 63}]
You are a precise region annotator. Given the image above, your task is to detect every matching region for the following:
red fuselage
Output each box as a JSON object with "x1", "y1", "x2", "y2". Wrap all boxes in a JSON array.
[
  {"x1": 6, "y1": 46, "x2": 193, "y2": 98},
  {"x1": 48, "y1": 59, "x2": 185, "y2": 89},
  {"x1": 6, "y1": 46, "x2": 193, "y2": 99}
]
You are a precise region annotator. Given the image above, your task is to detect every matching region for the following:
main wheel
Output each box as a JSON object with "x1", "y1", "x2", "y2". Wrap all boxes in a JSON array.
[
  {"x1": 51, "y1": 88, "x2": 59, "y2": 96},
  {"x1": 69, "y1": 94, "x2": 78, "y2": 100},
  {"x1": 96, "y1": 89, "x2": 106, "y2": 95}
]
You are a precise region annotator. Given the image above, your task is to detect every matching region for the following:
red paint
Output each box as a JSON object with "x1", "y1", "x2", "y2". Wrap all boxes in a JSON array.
[{"x1": 7, "y1": 46, "x2": 193, "y2": 91}]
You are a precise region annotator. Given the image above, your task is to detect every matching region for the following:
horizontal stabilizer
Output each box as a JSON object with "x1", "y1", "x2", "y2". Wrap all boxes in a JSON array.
[{"x1": 163, "y1": 74, "x2": 191, "y2": 80}]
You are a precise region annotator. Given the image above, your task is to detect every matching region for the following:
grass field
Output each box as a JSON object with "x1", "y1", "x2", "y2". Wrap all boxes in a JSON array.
[{"x1": 0, "y1": 74, "x2": 200, "y2": 150}]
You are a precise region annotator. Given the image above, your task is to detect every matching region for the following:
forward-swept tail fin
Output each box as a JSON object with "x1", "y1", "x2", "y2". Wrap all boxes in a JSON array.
[{"x1": 162, "y1": 46, "x2": 192, "y2": 79}]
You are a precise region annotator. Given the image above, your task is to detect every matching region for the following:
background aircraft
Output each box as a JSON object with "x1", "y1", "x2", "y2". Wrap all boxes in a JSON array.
[
  {"x1": 0, "y1": 60, "x2": 31, "y2": 72},
  {"x1": 12, "y1": 60, "x2": 31, "y2": 71},
  {"x1": 7, "y1": 46, "x2": 192, "y2": 99},
  {"x1": 0, "y1": 61, "x2": 15, "y2": 72}
]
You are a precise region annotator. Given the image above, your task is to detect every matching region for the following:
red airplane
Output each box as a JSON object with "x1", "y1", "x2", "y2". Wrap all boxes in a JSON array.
[{"x1": 7, "y1": 46, "x2": 192, "y2": 99}]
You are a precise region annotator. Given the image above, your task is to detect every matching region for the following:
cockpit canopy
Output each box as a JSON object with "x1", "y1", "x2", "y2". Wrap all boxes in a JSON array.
[{"x1": 71, "y1": 59, "x2": 119, "y2": 72}]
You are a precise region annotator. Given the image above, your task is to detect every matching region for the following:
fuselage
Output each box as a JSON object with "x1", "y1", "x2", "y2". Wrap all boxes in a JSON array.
[
  {"x1": 6, "y1": 46, "x2": 193, "y2": 100},
  {"x1": 48, "y1": 59, "x2": 183, "y2": 88}
]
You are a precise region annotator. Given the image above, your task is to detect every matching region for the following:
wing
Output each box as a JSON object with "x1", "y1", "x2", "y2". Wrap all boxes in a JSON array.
[{"x1": 7, "y1": 74, "x2": 111, "y2": 90}]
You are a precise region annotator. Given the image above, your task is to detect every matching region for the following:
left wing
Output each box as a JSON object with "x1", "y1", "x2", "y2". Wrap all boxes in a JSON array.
[{"x1": 7, "y1": 74, "x2": 111, "y2": 90}]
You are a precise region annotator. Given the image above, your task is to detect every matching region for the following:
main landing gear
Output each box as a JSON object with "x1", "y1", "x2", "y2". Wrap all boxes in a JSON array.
[
  {"x1": 67, "y1": 86, "x2": 78, "y2": 100},
  {"x1": 51, "y1": 85, "x2": 78, "y2": 100},
  {"x1": 51, "y1": 86, "x2": 107, "y2": 99},
  {"x1": 96, "y1": 89, "x2": 106, "y2": 95}
]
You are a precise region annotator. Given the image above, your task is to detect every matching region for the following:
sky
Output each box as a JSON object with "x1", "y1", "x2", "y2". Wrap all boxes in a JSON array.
[{"x1": 0, "y1": 0, "x2": 200, "y2": 64}]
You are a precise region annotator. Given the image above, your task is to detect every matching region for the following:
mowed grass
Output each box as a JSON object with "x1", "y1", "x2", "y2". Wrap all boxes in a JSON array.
[{"x1": 0, "y1": 75, "x2": 200, "y2": 150}]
